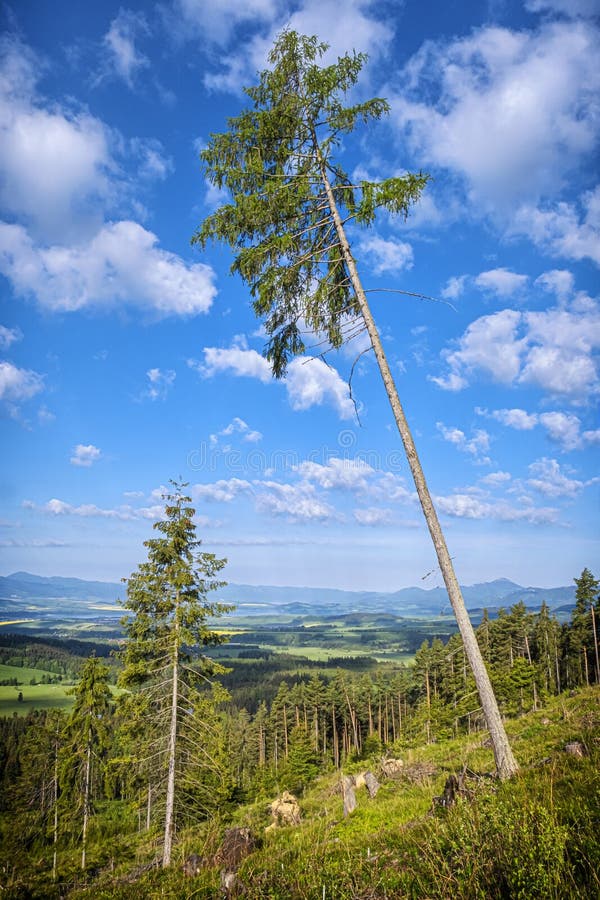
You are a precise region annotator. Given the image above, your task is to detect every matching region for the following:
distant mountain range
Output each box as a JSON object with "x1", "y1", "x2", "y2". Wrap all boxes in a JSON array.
[{"x1": 0, "y1": 571, "x2": 576, "y2": 620}]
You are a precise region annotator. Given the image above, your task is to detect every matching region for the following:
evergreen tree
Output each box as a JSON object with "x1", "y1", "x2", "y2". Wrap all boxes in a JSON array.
[
  {"x1": 569, "y1": 568, "x2": 600, "y2": 686},
  {"x1": 195, "y1": 29, "x2": 518, "y2": 779},
  {"x1": 64, "y1": 655, "x2": 112, "y2": 870},
  {"x1": 120, "y1": 482, "x2": 232, "y2": 867},
  {"x1": 283, "y1": 725, "x2": 320, "y2": 794}
]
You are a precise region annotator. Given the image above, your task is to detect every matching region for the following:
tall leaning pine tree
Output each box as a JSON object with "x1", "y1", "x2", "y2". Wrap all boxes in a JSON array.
[
  {"x1": 120, "y1": 482, "x2": 232, "y2": 867},
  {"x1": 195, "y1": 31, "x2": 519, "y2": 779}
]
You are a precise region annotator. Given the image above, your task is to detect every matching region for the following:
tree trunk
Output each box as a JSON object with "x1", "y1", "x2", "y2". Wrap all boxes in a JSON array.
[
  {"x1": 81, "y1": 740, "x2": 91, "y2": 870},
  {"x1": 591, "y1": 605, "x2": 600, "y2": 685},
  {"x1": 318, "y1": 154, "x2": 519, "y2": 780},
  {"x1": 163, "y1": 630, "x2": 179, "y2": 867},
  {"x1": 52, "y1": 732, "x2": 59, "y2": 882}
]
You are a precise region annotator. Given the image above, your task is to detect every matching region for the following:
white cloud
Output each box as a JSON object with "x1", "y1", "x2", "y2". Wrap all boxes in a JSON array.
[
  {"x1": 255, "y1": 480, "x2": 336, "y2": 522},
  {"x1": 101, "y1": 9, "x2": 149, "y2": 88},
  {"x1": 285, "y1": 357, "x2": 354, "y2": 419},
  {"x1": 194, "y1": 345, "x2": 272, "y2": 382},
  {"x1": 390, "y1": 21, "x2": 600, "y2": 207},
  {"x1": 202, "y1": 0, "x2": 393, "y2": 93},
  {"x1": 0, "y1": 324, "x2": 21, "y2": 349},
  {"x1": 294, "y1": 457, "x2": 374, "y2": 491},
  {"x1": 520, "y1": 304, "x2": 600, "y2": 398},
  {"x1": 480, "y1": 470, "x2": 512, "y2": 486},
  {"x1": 24, "y1": 498, "x2": 164, "y2": 520},
  {"x1": 211, "y1": 417, "x2": 262, "y2": 445},
  {"x1": 196, "y1": 342, "x2": 354, "y2": 419},
  {"x1": 436, "y1": 422, "x2": 491, "y2": 461},
  {"x1": 172, "y1": 0, "x2": 279, "y2": 45},
  {"x1": 0, "y1": 360, "x2": 44, "y2": 411},
  {"x1": 358, "y1": 235, "x2": 414, "y2": 275},
  {"x1": 525, "y1": 0, "x2": 600, "y2": 18},
  {"x1": 433, "y1": 298, "x2": 600, "y2": 402},
  {"x1": 538, "y1": 412, "x2": 582, "y2": 451},
  {"x1": 527, "y1": 457, "x2": 584, "y2": 497},
  {"x1": 431, "y1": 309, "x2": 524, "y2": 390},
  {"x1": 511, "y1": 186, "x2": 600, "y2": 266},
  {"x1": 441, "y1": 275, "x2": 468, "y2": 300},
  {"x1": 483, "y1": 407, "x2": 539, "y2": 430},
  {"x1": 0, "y1": 37, "x2": 112, "y2": 241},
  {"x1": 478, "y1": 405, "x2": 596, "y2": 451},
  {"x1": 474, "y1": 268, "x2": 528, "y2": 298},
  {"x1": 145, "y1": 367, "x2": 176, "y2": 401},
  {"x1": 535, "y1": 269, "x2": 575, "y2": 302},
  {"x1": 70, "y1": 444, "x2": 102, "y2": 467},
  {"x1": 354, "y1": 507, "x2": 393, "y2": 526},
  {"x1": 435, "y1": 492, "x2": 557, "y2": 523},
  {"x1": 131, "y1": 138, "x2": 173, "y2": 181},
  {"x1": 0, "y1": 221, "x2": 217, "y2": 316},
  {"x1": 192, "y1": 478, "x2": 253, "y2": 503}
]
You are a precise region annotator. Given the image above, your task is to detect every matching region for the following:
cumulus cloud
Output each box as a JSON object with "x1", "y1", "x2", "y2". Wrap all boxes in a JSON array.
[
  {"x1": 353, "y1": 507, "x2": 393, "y2": 526},
  {"x1": 192, "y1": 478, "x2": 253, "y2": 502},
  {"x1": 0, "y1": 360, "x2": 44, "y2": 412},
  {"x1": 285, "y1": 357, "x2": 354, "y2": 419},
  {"x1": 511, "y1": 186, "x2": 600, "y2": 266},
  {"x1": 441, "y1": 275, "x2": 468, "y2": 301},
  {"x1": 172, "y1": 0, "x2": 279, "y2": 46},
  {"x1": 358, "y1": 235, "x2": 414, "y2": 275},
  {"x1": 478, "y1": 405, "x2": 597, "y2": 451},
  {"x1": 390, "y1": 21, "x2": 600, "y2": 208},
  {"x1": 0, "y1": 221, "x2": 216, "y2": 316},
  {"x1": 0, "y1": 324, "x2": 21, "y2": 349},
  {"x1": 195, "y1": 342, "x2": 354, "y2": 419},
  {"x1": 201, "y1": 0, "x2": 393, "y2": 93},
  {"x1": 432, "y1": 298, "x2": 600, "y2": 403},
  {"x1": 70, "y1": 444, "x2": 102, "y2": 467},
  {"x1": 255, "y1": 480, "x2": 336, "y2": 522},
  {"x1": 431, "y1": 309, "x2": 524, "y2": 390},
  {"x1": 0, "y1": 36, "x2": 113, "y2": 242},
  {"x1": 480, "y1": 470, "x2": 512, "y2": 486},
  {"x1": 535, "y1": 269, "x2": 575, "y2": 302},
  {"x1": 527, "y1": 457, "x2": 584, "y2": 497},
  {"x1": 474, "y1": 268, "x2": 528, "y2": 298},
  {"x1": 210, "y1": 417, "x2": 262, "y2": 445},
  {"x1": 294, "y1": 457, "x2": 374, "y2": 491},
  {"x1": 436, "y1": 422, "x2": 491, "y2": 461},
  {"x1": 193, "y1": 344, "x2": 272, "y2": 382},
  {"x1": 480, "y1": 406, "x2": 538, "y2": 430},
  {"x1": 435, "y1": 492, "x2": 558, "y2": 523}
]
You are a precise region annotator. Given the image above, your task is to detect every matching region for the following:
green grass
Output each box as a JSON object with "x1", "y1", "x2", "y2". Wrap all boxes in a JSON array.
[
  {"x1": 0, "y1": 662, "x2": 69, "y2": 683},
  {"x1": 0, "y1": 663, "x2": 124, "y2": 715},
  {"x1": 0, "y1": 680, "x2": 76, "y2": 715},
  {"x1": 11, "y1": 686, "x2": 599, "y2": 899}
]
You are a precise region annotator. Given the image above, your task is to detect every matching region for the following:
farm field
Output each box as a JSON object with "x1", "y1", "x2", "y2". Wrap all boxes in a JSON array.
[{"x1": 0, "y1": 661, "x2": 78, "y2": 715}]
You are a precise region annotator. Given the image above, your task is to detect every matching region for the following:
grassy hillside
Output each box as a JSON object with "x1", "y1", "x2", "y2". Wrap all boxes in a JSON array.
[{"x1": 40, "y1": 685, "x2": 598, "y2": 900}]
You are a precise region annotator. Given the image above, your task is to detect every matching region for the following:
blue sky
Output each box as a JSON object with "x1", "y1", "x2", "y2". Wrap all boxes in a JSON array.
[{"x1": 0, "y1": 0, "x2": 598, "y2": 591}]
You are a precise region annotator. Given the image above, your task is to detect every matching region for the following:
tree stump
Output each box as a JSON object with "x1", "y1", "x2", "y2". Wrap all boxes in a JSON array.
[
  {"x1": 364, "y1": 771, "x2": 380, "y2": 798},
  {"x1": 342, "y1": 775, "x2": 357, "y2": 817}
]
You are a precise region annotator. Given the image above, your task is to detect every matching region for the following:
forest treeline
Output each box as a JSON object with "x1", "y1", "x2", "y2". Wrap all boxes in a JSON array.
[{"x1": 0, "y1": 566, "x2": 598, "y2": 891}]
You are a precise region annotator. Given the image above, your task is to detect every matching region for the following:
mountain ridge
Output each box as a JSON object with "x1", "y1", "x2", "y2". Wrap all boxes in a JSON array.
[{"x1": 0, "y1": 571, "x2": 575, "y2": 616}]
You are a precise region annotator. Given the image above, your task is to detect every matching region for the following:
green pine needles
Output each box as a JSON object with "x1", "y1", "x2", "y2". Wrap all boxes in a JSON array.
[{"x1": 194, "y1": 30, "x2": 429, "y2": 377}]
